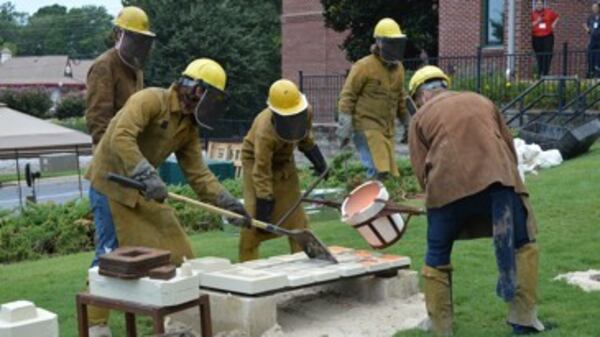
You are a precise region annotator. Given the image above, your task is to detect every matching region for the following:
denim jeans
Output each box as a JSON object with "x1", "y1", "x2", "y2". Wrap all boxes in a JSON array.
[
  {"x1": 425, "y1": 184, "x2": 531, "y2": 268},
  {"x1": 352, "y1": 131, "x2": 377, "y2": 178},
  {"x1": 89, "y1": 187, "x2": 119, "y2": 267}
]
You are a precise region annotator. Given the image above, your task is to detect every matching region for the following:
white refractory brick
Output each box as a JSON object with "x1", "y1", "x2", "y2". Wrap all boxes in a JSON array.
[
  {"x1": 187, "y1": 257, "x2": 231, "y2": 273},
  {"x1": 88, "y1": 267, "x2": 201, "y2": 307},
  {"x1": 333, "y1": 253, "x2": 361, "y2": 263},
  {"x1": 302, "y1": 267, "x2": 341, "y2": 282},
  {"x1": 327, "y1": 262, "x2": 367, "y2": 277},
  {"x1": 285, "y1": 270, "x2": 316, "y2": 287},
  {"x1": 0, "y1": 301, "x2": 58, "y2": 337},
  {"x1": 239, "y1": 259, "x2": 280, "y2": 269},
  {"x1": 268, "y1": 252, "x2": 309, "y2": 264},
  {"x1": 0, "y1": 301, "x2": 36, "y2": 323},
  {"x1": 200, "y1": 267, "x2": 288, "y2": 295}
]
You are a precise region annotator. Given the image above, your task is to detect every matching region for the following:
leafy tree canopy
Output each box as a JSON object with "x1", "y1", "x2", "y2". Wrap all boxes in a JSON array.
[
  {"x1": 123, "y1": 0, "x2": 281, "y2": 119},
  {"x1": 321, "y1": 0, "x2": 438, "y2": 62}
]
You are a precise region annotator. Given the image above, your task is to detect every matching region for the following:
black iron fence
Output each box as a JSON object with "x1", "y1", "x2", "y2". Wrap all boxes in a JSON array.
[{"x1": 301, "y1": 43, "x2": 600, "y2": 125}]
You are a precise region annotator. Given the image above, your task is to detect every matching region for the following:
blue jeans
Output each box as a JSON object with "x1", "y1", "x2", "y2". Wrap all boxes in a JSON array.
[
  {"x1": 425, "y1": 184, "x2": 531, "y2": 267},
  {"x1": 89, "y1": 187, "x2": 119, "y2": 267},
  {"x1": 353, "y1": 131, "x2": 377, "y2": 178}
]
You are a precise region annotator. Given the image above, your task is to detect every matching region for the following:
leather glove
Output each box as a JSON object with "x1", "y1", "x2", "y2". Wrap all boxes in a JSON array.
[
  {"x1": 336, "y1": 113, "x2": 352, "y2": 148},
  {"x1": 255, "y1": 198, "x2": 275, "y2": 224},
  {"x1": 131, "y1": 159, "x2": 168, "y2": 202},
  {"x1": 302, "y1": 145, "x2": 328, "y2": 178},
  {"x1": 216, "y1": 190, "x2": 251, "y2": 228}
]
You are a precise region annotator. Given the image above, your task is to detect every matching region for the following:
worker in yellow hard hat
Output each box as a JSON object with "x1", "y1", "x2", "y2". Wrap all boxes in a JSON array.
[
  {"x1": 239, "y1": 79, "x2": 327, "y2": 261},
  {"x1": 85, "y1": 58, "x2": 250, "y2": 337},
  {"x1": 84, "y1": 7, "x2": 156, "y2": 336},
  {"x1": 337, "y1": 17, "x2": 408, "y2": 180},
  {"x1": 407, "y1": 66, "x2": 544, "y2": 336}
]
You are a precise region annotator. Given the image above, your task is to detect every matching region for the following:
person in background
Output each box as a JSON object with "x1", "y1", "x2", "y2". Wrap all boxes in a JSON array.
[
  {"x1": 585, "y1": 2, "x2": 600, "y2": 78},
  {"x1": 531, "y1": 0, "x2": 559, "y2": 77},
  {"x1": 336, "y1": 18, "x2": 408, "y2": 180}
]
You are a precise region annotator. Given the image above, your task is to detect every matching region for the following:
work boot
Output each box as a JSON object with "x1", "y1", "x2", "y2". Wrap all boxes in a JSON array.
[
  {"x1": 88, "y1": 324, "x2": 112, "y2": 337},
  {"x1": 507, "y1": 243, "x2": 545, "y2": 333},
  {"x1": 422, "y1": 265, "x2": 453, "y2": 337}
]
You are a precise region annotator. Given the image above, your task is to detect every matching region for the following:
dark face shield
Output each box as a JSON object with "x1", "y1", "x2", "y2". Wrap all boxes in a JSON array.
[
  {"x1": 116, "y1": 30, "x2": 154, "y2": 70},
  {"x1": 193, "y1": 85, "x2": 227, "y2": 130},
  {"x1": 272, "y1": 109, "x2": 309, "y2": 143},
  {"x1": 378, "y1": 37, "x2": 407, "y2": 63},
  {"x1": 406, "y1": 96, "x2": 418, "y2": 116}
]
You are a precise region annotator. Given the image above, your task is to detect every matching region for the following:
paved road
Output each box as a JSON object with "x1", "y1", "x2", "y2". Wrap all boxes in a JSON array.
[{"x1": 0, "y1": 176, "x2": 89, "y2": 210}]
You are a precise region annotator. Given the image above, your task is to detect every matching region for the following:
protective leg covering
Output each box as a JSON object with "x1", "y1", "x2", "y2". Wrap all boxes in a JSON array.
[
  {"x1": 422, "y1": 264, "x2": 454, "y2": 337},
  {"x1": 507, "y1": 243, "x2": 545, "y2": 333}
]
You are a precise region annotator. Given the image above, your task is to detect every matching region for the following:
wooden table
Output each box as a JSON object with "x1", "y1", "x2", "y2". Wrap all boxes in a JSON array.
[{"x1": 76, "y1": 293, "x2": 212, "y2": 337}]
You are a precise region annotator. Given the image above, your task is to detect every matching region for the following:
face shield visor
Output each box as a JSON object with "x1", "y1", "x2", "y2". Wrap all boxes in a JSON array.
[
  {"x1": 377, "y1": 37, "x2": 407, "y2": 63},
  {"x1": 406, "y1": 96, "x2": 418, "y2": 116},
  {"x1": 272, "y1": 109, "x2": 309, "y2": 143},
  {"x1": 116, "y1": 29, "x2": 154, "y2": 70}
]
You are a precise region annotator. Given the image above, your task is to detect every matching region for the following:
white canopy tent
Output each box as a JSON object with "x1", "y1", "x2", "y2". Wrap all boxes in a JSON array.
[
  {"x1": 0, "y1": 103, "x2": 91, "y2": 158},
  {"x1": 0, "y1": 103, "x2": 91, "y2": 209}
]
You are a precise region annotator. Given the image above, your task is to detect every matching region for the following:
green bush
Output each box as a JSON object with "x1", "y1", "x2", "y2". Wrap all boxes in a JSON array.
[
  {"x1": 50, "y1": 117, "x2": 88, "y2": 134},
  {"x1": 0, "y1": 199, "x2": 93, "y2": 263},
  {"x1": 55, "y1": 93, "x2": 86, "y2": 119},
  {"x1": 0, "y1": 87, "x2": 52, "y2": 118},
  {"x1": 0, "y1": 159, "x2": 420, "y2": 264}
]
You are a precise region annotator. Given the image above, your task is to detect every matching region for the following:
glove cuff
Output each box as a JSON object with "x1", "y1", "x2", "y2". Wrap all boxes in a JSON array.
[
  {"x1": 131, "y1": 159, "x2": 156, "y2": 180},
  {"x1": 256, "y1": 198, "x2": 275, "y2": 223},
  {"x1": 302, "y1": 145, "x2": 327, "y2": 174}
]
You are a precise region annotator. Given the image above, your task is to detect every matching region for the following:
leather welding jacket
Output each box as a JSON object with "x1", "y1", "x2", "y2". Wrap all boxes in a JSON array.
[
  {"x1": 86, "y1": 85, "x2": 223, "y2": 208},
  {"x1": 85, "y1": 48, "x2": 143, "y2": 145},
  {"x1": 338, "y1": 52, "x2": 406, "y2": 175},
  {"x1": 241, "y1": 108, "x2": 316, "y2": 200},
  {"x1": 408, "y1": 91, "x2": 538, "y2": 240}
]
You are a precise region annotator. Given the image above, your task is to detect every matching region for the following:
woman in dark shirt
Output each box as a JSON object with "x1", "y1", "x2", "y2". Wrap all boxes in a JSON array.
[{"x1": 585, "y1": 3, "x2": 600, "y2": 77}]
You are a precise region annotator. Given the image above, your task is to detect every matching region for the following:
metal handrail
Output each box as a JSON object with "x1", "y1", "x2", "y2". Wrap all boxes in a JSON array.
[{"x1": 503, "y1": 76, "x2": 581, "y2": 125}]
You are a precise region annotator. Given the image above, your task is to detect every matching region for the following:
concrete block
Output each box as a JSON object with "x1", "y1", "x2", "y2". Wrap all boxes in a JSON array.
[
  {"x1": 0, "y1": 301, "x2": 58, "y2": 337},
  {"x1": 200, "y1": 267, "x2": 288, "y2": 295},
  {"x1": 88, "y1": 267, "x2": 201, "y2": 306},
  {"x1": 188, "y1": 257, "x2": 231, "y2": 273},
  {"x1": 330, "y1": 271, "x2": 420, "y2": 303},
  {"x1": 169, "y1": 290, "x2": 278, "y2": 337}
]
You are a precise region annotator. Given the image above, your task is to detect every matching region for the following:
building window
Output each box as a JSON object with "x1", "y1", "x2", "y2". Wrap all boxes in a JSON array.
[{"x1": 484, "y1": 0, "x2": 505, "y2": 46}]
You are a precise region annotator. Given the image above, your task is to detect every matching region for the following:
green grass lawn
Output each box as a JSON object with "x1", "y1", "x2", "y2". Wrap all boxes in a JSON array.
[{"x1": 1, "y1": 145, "x2": 599, "y2": 337}]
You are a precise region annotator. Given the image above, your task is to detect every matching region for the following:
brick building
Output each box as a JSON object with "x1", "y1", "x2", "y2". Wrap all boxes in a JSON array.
[
  {"x1": 282, "y1": 0, "x2": 595, "y2": 78},
  {"x1": 281, "y1": 0, "x2": 350, "y2": 83},
  {"x1": 439, "y1": 0, "x2": 592, "y2": 57}
]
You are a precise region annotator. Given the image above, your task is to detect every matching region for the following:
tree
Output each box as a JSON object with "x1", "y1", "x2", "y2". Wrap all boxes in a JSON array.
[
  {"x1": 17, "y1": 5, "x2": 113, "y2": 58},
  {"x1": 123, "y1": 0, "x2": 281, "y2": 119},
  {"x1": 0, "y1": 2, "x2": 26, "y2": 52},
  {"x1": 321, "y1": 0, "x2": 439, "y2": 62}
]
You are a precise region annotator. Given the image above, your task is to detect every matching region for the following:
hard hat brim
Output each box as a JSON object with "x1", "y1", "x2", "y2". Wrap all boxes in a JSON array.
[
  {"x1": 374, "y1": 32, "x2": 406, "y2": 39},
  {"x1": 113, "y1": 20, "x2": 156, "y2": 37},
  {"x1": 268, "y1": 94, "x2": 308, "y2": 116}
]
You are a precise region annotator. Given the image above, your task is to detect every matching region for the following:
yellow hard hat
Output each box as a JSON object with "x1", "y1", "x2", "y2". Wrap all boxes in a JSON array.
[
  {"x1": 114, "y1": 6, "x2": 155, "y2": 37},
  {"x1": 408, "y1": 66, "x2": 451, "y2": 97},
  {"x1": 182, "y1": 58, "x2": 227, "y2": 91},
  {"x1": 373, "y1": 18, "x2": 405, "y2": 38},
  {"x1": 267, "y1": 79, "x2": 308, "y2": 116}
]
